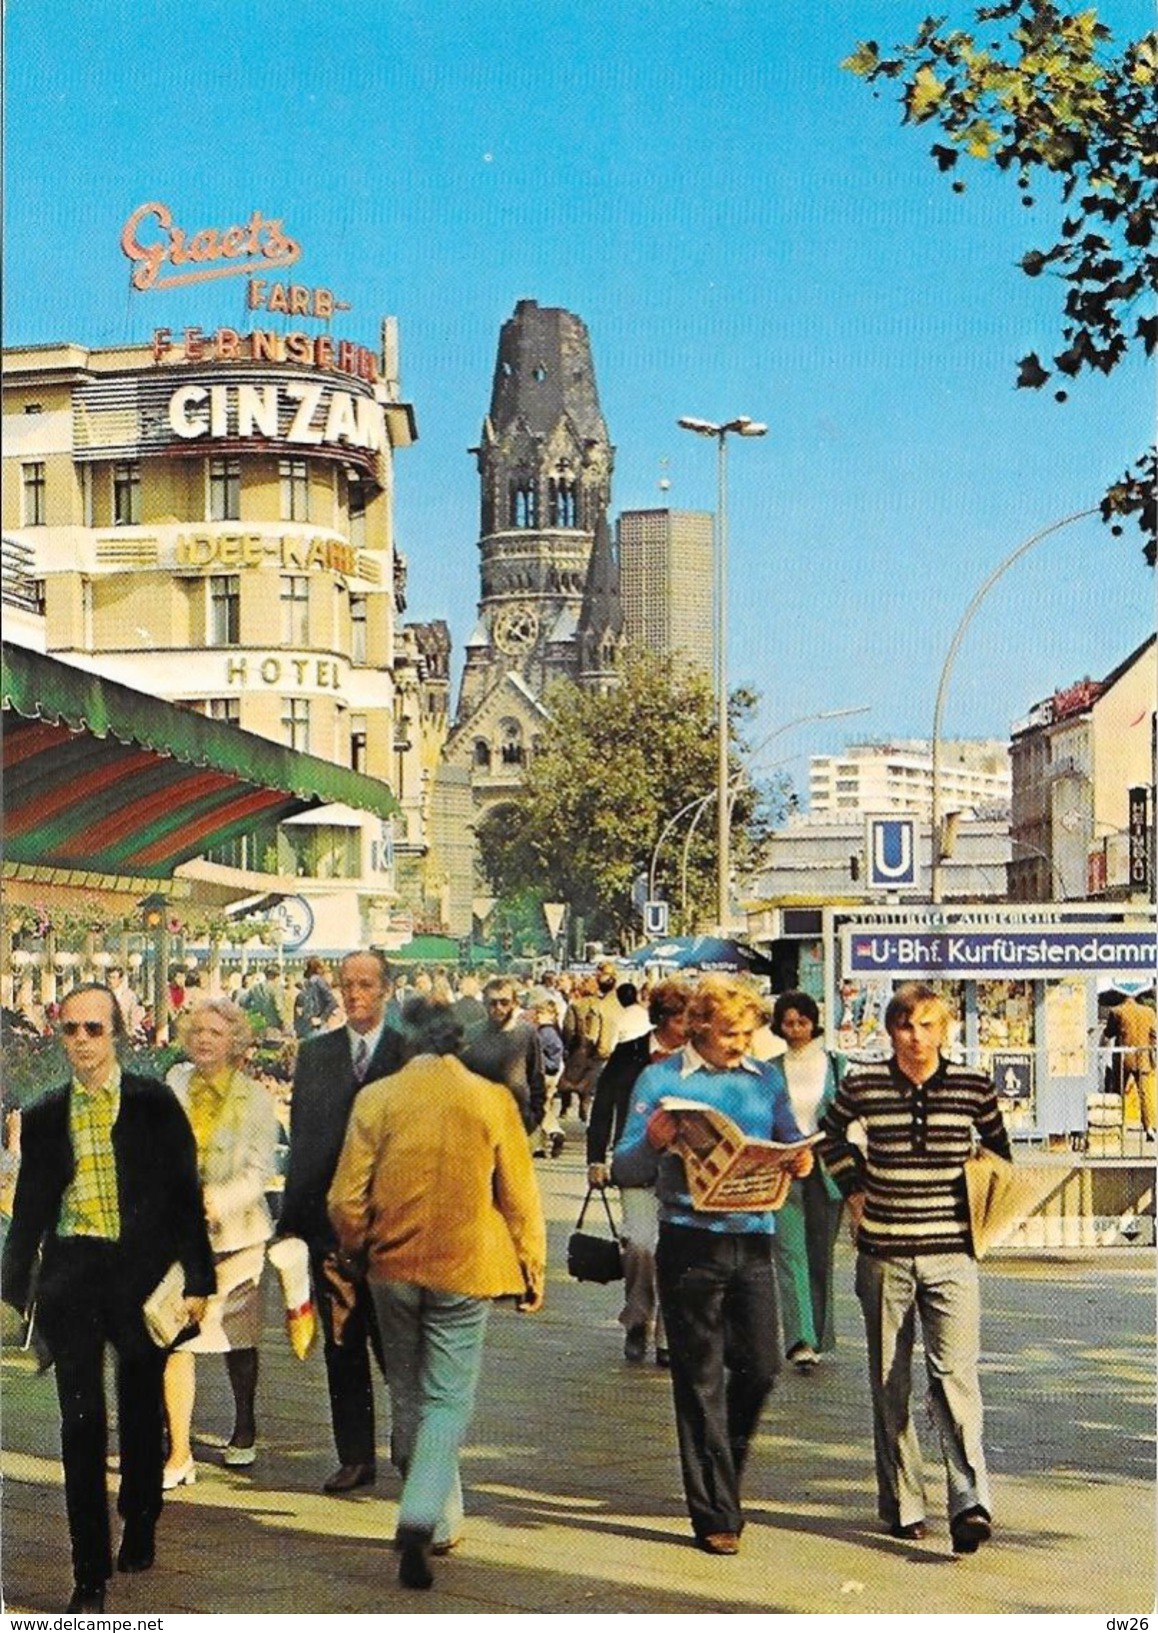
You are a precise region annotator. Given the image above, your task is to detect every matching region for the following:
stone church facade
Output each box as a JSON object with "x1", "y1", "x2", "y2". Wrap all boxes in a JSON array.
[{"x1": 443, "y1": 300, "x2": 623, "y2": 847}]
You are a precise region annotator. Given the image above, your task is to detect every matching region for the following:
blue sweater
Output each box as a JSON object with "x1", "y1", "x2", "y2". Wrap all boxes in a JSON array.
[{"x1": 611, "y1": 1047, "x2": 805, "y2": 1235}]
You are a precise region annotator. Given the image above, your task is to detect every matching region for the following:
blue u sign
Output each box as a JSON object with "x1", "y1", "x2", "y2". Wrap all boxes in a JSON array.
[{"x1": 866, "y1": 817, "x2": 918, "y2": 890}]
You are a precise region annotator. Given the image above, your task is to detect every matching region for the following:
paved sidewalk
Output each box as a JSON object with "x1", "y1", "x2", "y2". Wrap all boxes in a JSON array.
[{"x1": 2, "y1": 1135, "x2": 1154, "y2": 1616}]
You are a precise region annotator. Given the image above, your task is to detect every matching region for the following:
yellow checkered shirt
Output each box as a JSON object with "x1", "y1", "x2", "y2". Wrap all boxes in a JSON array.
[{"x1": 58, "y1": 1065, "x2": 122, "y2": 1240}]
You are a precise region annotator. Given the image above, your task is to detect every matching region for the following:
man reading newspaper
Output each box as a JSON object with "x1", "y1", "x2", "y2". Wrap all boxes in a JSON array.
[{"x1": 612, "y1": 975, "x2": 813, "y2": 1556}]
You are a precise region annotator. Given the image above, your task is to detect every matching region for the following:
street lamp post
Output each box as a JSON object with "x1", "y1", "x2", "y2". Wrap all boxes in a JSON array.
[
  {"x1": 677, "y1": 706, "x2": 873, "y2": 925},
  {"x1": 678, "y1": 414, "x2": 767, "y2": 930},
  {"x1": 930, "y1": 507, "x2": 1098, "y2": 904}
]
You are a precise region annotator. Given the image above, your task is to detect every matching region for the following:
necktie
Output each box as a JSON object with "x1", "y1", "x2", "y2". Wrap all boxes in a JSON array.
[{"x1": 353, "y1": 1038, "x2": 369, "y2": 1082}]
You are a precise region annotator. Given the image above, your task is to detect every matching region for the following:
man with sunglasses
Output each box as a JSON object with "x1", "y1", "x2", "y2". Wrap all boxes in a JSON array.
[
  {"x1": 460, "y1": 978, "x2": 546, "y2": 1133},
  {"x1": 3, "y1": 983, "x2": 214, "y2": 1613}
]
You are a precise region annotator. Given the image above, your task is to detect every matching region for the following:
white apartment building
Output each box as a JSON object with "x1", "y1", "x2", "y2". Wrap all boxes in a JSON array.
[{"x1": 809, "y1": 739, "x2": 1011, "y2": 817}]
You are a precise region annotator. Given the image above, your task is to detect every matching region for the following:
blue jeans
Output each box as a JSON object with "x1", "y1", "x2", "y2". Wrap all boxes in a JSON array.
[
  {"x1": 855, "y1": 1251, "x2": 990, "y2": 1528},
  {"x1": 370, "y1": 1281, "x2": 489, "y2": 1544}
]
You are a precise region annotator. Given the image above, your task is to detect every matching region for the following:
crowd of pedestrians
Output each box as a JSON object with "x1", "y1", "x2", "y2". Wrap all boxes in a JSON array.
[{"x1": 2, "y1": 952, "x2": 1015, "y2": 1608}]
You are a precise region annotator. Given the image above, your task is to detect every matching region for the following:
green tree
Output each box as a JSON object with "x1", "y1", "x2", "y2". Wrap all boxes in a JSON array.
[
  {"x1": 845, "y1": 2, "x2": 1156, "y2": 561},
  {"x1": 475, "y1": 654, "x2": 786, "y2": 948}
]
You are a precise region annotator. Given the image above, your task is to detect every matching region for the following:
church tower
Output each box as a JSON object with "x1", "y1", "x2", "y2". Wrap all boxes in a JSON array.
[{"x1": 455, "y1": 299, "x2": 614, "y2": 723}]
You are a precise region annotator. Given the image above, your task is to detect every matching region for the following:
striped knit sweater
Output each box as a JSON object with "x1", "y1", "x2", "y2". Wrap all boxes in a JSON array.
[{"x1": 819, "y1": 1057, "x2": 1011, "y2": 1259}]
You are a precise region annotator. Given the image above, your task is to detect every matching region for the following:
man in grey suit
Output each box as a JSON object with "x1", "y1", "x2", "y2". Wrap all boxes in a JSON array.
[{"x1": 279, "y1": 950, "x2": 404, "y2": 1493}]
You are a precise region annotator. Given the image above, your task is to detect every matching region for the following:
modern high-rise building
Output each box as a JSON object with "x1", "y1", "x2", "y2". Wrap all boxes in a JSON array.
[
  {"x1": 809, "y1": 739, "x2": 1011, "y2": 817},
  {"x1": 617, "y1": 507, "x2": 714, "y2": 681}
]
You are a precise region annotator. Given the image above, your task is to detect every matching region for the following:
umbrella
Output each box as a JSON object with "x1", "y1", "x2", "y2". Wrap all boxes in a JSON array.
[
  {"x1": 624, "y1": 938, "x2": 693, "y2": 969},
  {"x1": 672, "y1": 936, "x2": 777, "y2": 978}
]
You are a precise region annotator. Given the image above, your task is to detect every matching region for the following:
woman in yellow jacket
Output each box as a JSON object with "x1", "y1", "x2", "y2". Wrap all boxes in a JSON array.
[{"x1": 328, "y1": 996, "x2": 546, "y2": 1591}]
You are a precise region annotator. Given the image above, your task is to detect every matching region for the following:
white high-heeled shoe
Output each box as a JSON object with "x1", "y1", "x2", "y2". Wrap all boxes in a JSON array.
[{"x1": 163, "y1": 1457, "x2": 196, "y2": 1490}]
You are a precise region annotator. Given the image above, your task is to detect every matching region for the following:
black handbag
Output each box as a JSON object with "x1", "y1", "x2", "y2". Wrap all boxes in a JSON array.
[{"x1": 567, "y1": 1186, "x2": 624, "y2": 1283}]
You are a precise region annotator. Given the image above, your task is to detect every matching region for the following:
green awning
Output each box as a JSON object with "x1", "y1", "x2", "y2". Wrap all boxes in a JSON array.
[{"x1": 2, "y1": 643, "x2": 398, "y2": 880}]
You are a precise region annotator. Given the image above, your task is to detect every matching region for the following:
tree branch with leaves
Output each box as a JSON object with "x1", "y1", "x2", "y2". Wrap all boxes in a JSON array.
[{"x1": 845, "y1": 2, "x2": 1156, "y2": 560}]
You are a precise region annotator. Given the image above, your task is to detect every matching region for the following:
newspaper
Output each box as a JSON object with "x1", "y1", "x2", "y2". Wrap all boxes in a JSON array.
[
  {"x1": 963, "y1": 1147, "x2": 1062, "y2": 1259},
  {"x1": 142, "y1": 1260, "x2": 199, "y2": 1348},
  {"x1": 658, "y1": 1096, "x2": 823, "y2": 1212}
]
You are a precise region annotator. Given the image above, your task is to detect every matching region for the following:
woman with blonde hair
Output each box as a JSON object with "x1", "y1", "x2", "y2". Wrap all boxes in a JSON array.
[{"x1": 163, "y1": 998, "x2": 279, "y2": 1486}]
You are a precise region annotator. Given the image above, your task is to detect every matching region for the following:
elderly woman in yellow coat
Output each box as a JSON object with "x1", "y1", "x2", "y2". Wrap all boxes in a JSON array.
[
  {"x1": 163, "y1": 997, "x2": 279, "y2": 1486},
  {"x1": 329, "y1": 996, "x2": 546, "y2": 1591}
]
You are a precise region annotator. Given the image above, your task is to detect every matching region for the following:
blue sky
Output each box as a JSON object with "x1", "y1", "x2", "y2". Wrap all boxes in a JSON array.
[{"x1": 5, "y1": 0, "x2": 1153, "y2": 777}]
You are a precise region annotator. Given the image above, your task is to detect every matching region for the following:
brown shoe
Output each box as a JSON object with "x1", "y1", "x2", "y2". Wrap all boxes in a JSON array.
[
  {"x1": 698, "y1": 1532, "x2": 741, "y2": 1555},
  {"x1": 889, "y1": 1520, "x2": 928, "y2": 1541},
  {"x1": 323, "y1": 1461, "x2": 376, "y2": 1493}
]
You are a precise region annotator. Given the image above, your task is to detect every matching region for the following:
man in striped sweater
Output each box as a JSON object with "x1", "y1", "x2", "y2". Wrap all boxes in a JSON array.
[{"x1": 820, "y1": 982, "x2": 1010, "y2": 1555}]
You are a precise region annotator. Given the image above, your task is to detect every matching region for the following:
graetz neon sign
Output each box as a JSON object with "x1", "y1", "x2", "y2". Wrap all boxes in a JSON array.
[{"x1": 121, "y1": 201, "x2": 300, "y2": 290}]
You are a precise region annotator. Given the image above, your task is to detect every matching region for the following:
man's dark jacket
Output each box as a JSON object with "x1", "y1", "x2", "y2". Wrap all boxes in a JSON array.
[
  {"x1": 461, "y1": 1019, "x2": 545, "y2": 1132},
  {"x1": 586, "y1": 1033, "x2": 653, "y2": 1166},
  {"x1": 2, "y1": 1072, "x2": 215, "y2": 1314},
  {"x1": 280, "y1": 1025, "x2": 405, "y2": 1249}
]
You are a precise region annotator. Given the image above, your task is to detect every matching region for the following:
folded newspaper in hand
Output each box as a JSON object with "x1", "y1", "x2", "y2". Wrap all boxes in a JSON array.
[
  {"x1": 143, "y1": 1260, "x2": 199, "y2": 1349},
  {"x1": 658, "y1": 1097, "x2": 823, "y2": 1212}
]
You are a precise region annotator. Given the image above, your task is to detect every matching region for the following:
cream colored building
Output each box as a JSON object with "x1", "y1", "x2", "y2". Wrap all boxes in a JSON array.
[
  {"x1": 1010, "y1": 636, "x2": 1157, "y2": 902},
  {"x1": 2, "y1": 332, "x2": 421, "y2": 952}
]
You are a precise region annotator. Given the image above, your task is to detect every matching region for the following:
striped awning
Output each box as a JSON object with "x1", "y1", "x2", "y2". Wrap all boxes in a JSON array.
[{"x1": 2, "y1": 643, "x2": 398, "y2": 880}]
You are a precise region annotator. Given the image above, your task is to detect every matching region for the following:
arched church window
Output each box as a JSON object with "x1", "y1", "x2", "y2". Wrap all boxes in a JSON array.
[
  {"x1": 510, "y1": 480, "x2": 538, "y2": 529},
  {"x1": 499, "y1": 718, "x2": 524, "y2": 766},
  {"x1": 550, "y1": 478, "x2": 577, "y2": 528},
  {"x1": 474, "y1": 739, "x2": 491, "y2": 770}
]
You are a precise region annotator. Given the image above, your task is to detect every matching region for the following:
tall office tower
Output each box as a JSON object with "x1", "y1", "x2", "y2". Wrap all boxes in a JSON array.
[{"x1": 617, "y1": 508, "x2": 714, "y2": 682}]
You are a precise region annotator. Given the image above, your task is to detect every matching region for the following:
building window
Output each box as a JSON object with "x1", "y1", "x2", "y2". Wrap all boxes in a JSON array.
[
  {"x1": 473, "y1": 738, "x2": 491, "y2": 770},
  {"x1": 209, "y1": 458, "x2": 240, "y2": 521},
  {"x1": 113, "y1": 462, "x2": 141, "y2": 526},
  {"x1": 204, "y1": 697, "x2": 240, "y2": 725},
  {"x1": 350, "y1": 713, "x2": 368, "y2": 774},
  {"x1": 349, "y1": 594, "x2": 368, "y2": 665},
  {"x1": 280, "y1": 574, "x2": 310, "y2": 646},
  {"x1": 550, "y1": 477, "x2": 577, "y2": 527},
  {"x1": 348, "y1": 470, "x2": 367, "y2": 547},
  {"x1": 208, "y1": 575, "x2": 240, "y2": 645},
  {"x1": 22, "y1": 462, "x2": 46, "y2": 526},
  {"x1": 500, "y1": 718, "x2": 524, "y2": 766},
  {"x1": 510, "y1": 479, "x2": 537, "y2": 528},
  {"x1": 280, "y1": 458, "x2": 310, "y2": 521},
  {"x1": 282, "y1": 697, "x2": 310, "y2": 753}
]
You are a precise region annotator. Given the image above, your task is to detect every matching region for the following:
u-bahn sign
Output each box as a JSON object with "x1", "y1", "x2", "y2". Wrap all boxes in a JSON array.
[
  {"x1": 844, "y1": 927, "x2": 1156, "y2": 978},
  {"x1": 865, "y1": 815, "x2": 918, "y2": 891}
]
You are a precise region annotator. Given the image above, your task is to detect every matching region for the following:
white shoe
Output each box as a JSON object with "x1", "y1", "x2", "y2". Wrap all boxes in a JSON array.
[
  {"x1": 163, "y1": 1457, "x2": 196, "y2": 1489},
  {"x1": 222, "y1": 1442, "x2": 256, "y2": 1468},
  {"x1": 790, "y1": 1344, "x2": 820, "y2": 1371}
]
